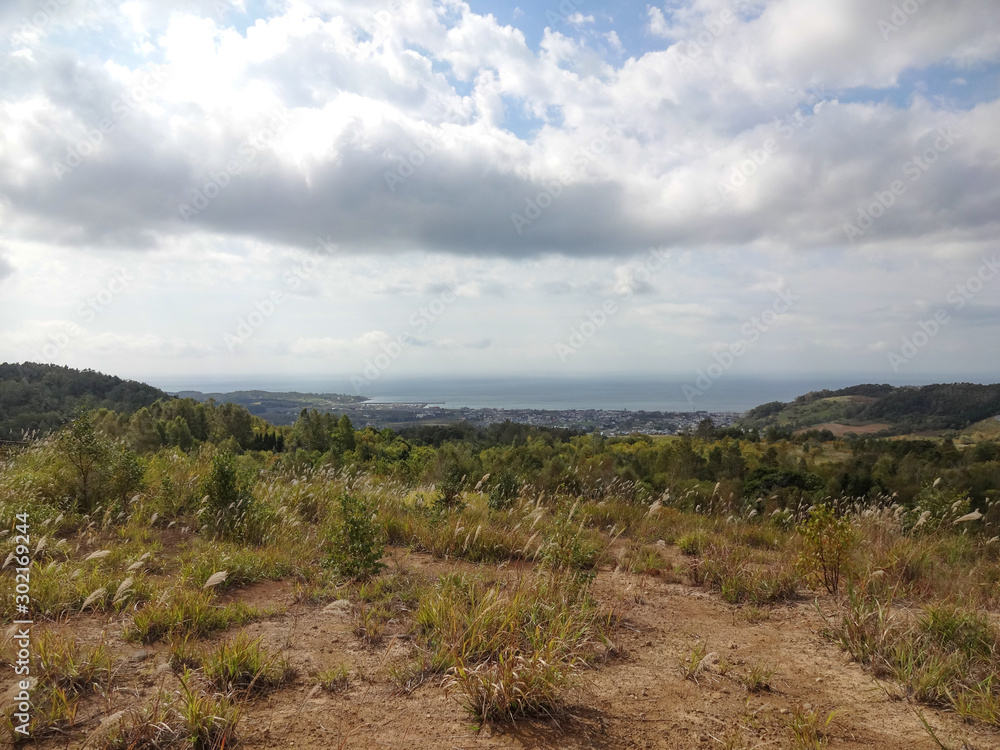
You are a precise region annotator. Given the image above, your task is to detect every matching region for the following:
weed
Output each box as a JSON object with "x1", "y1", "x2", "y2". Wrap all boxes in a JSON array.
[
  {"x1": 739, "y1": 662, "x2": 776, "y2": 693},
  {"x1": 35, "y1": 632, "x2": 115, "y2": 695},
  {"x1": 680, "y1": 641, "x2": 711, "y2": 683},
  {"x1": 125, "y1": 588, "x2": 257, "y2": 643},
  {"x1": 319, "y1": 663, "x2": 351, "y2": 693},
  {"x1": 787, "y1": 705, "x2": 839, "y2": 748},
  {"x1": 354, "y1": 601, "x2": 389, "y2": 644},
  {"x1": 416, "y1": 569, "x2": 616, "y2": 721},
  {"x1": 677, "y1": 530, "x2": 709, "y2": 556},
  {"x1": 834, "y1": 588, "x2": 1000, "y2": 727},
  {"x1": 176, "y1": 669, "x2": 242, "y2": 748},
  {"x1": 201, "y1": 633, "x2": 294, "y2": 697},
  {"x1": 692, "y1": 544, "x2": 798, "y2": 605},
  {"x1": 451, "y1": 645, "x2": 568, "y2": 722}
]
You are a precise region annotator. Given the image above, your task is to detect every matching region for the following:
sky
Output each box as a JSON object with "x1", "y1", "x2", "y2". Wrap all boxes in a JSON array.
[{"x1": 0, "y1": 0, "x2": 998, "y2": 395}]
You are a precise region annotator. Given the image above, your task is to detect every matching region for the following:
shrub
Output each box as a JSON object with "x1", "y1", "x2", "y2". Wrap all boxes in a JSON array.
[
  {"x1": 56, "y1": 412, "x2": 112, "y2": 514},
  {"x1": 488, "y1": 471, "x2": 520, "y2": 511},
  {"x1": 904, "y1": 480, "x2": 972, "y2": 535},
  {"x1": 200, "y1": 451, "x2": 271, "y2": 545},
  {"x1": 325, "y1": 492, "x2": 386, "y2": 581},
  {"x1": 797, "y1": 504, "x2": 855, "y2": 596},
  {"x1": 435, "y1": 464, "x2": 467, "y2": 511}
]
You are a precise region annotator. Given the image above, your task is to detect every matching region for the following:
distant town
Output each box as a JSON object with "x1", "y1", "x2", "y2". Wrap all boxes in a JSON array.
[
  {"x1": 175, "y1": 389, "x2": 741, "y2": 435},
  {"x1": 347, "y1": 403, "x2": 742, "y2": 435}
]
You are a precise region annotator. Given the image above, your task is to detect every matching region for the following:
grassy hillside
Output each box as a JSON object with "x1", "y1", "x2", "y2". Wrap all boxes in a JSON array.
[
  {"x1": 2, "y1": 384, "x2": 1000, "y2": 746},
  {"x1": 740, "y1": 382, "x2": 1000, "y2": 435},
  {"x1": 0, "y1": 362, "x2": 168, "y2": 439}
]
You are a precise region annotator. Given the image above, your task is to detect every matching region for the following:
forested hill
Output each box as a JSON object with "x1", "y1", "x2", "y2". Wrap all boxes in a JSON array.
[
  {"x1": 0, "y1": 362, "x2": 168, "y2": 439},
  {"x1": 740, "y1": 382, "x2": 1000, "y2": 434}
]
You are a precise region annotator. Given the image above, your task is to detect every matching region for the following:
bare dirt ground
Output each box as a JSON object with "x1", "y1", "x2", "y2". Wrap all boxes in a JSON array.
[{"x1": 17, "y1": 547, "x2": 1000, "y2": 750}]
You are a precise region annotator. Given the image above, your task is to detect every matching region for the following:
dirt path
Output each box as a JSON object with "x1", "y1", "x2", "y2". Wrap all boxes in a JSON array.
[
  {"x1": 15, "y1": 552, "x2": 1000, "y2": 749},
  {"x1": 227, "y1": 558, "x2": 999, "y2": 750}
]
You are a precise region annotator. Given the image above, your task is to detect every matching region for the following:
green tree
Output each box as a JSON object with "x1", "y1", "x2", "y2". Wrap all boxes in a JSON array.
[
  {"x1": 109, "y1": 446, "x2": 144, "y2": 509},
  {"x1": 331, "y1": 414, "x2": 356, "y2": 455},
  {"x1": 165, "y1": 415, "x2": 195, "y2": 451},
  {"x1": 57, "y1": 412, "x2": 111, "y2": 513}
]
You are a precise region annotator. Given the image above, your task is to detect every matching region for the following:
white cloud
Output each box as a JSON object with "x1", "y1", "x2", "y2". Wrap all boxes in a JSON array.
[
  {"x1": 0, "y1": 0, "x2": 998, "y2": 381},
  {"x1": 566, "y1": 13, "x2": 595, "y2": 27},
  {"x1": 647, "y1": 6, "x2": 670, "y2": 38}
]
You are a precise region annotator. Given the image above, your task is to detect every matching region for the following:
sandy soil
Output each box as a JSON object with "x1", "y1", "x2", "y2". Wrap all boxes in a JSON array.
[{"x1": 12, "y1": 548, "x2": 1000, "y2": 750}]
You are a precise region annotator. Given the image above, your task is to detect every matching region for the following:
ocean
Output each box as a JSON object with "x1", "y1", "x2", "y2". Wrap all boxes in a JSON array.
[{"x1": 149, "y1": 375, "x2": 891, "y2": 413}]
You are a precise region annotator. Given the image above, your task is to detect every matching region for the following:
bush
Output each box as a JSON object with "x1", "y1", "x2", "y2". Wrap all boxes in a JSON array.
[
  {"x1": 200, "y1": 451, "x2": 271, "y2": 544},
  {"x1": 797, "y1": 504, "x2": 855, "y2": 596},
  {"x1": 488, "y1": 471, "x2": 520, "y2": 511},
  {"x1": 904, "y1": 480, "x2": 972, "y2": 535},
  {"x1": 435, "y1": 464, "x2": 467, "y2": 511},
  {"x1": 325, "y1": 493, "x2": 386, "y2": 581}
]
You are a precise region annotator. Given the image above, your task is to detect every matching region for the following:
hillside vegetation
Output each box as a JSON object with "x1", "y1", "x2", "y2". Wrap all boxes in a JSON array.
[
  {"x1": 740, "y1": 382, "x2": 1000, "y2": 435},
  {"x1": 3, "y1": 370, "x2": 1000, "y2": 747},
  {"x1": 0, "y1": 362, "x2": 168, "y2": 439},
  {"x1": 2, "y1": 378, "x2": 1000, "y2": 746}
]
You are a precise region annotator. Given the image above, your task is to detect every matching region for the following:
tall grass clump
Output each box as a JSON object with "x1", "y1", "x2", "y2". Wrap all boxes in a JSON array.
[
  {"x1": 415, "y1": 570, "x2": 618, "y2": 722},
  {"x1": 689, "y1": 543, "x2": 798, "y2": 605},
  {"x1": 124, "y1": 588, "x2": 257, "y2": 643},
  {"x1": 834, "y1": 587, "x2": 1000, "y2": 726}
]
